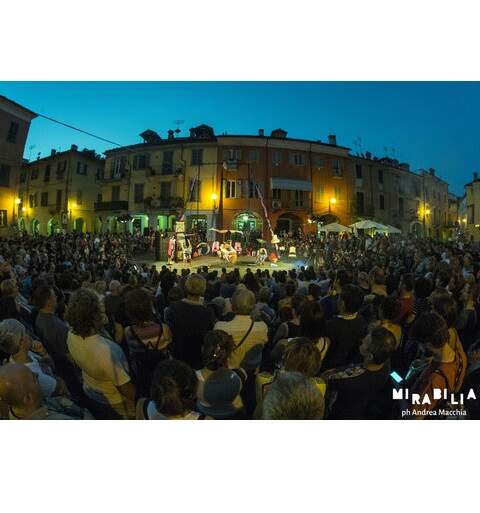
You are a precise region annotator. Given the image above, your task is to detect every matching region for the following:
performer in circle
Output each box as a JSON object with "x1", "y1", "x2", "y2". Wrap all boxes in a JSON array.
[{"x1": 256, "y1": 246, "x2": 268, "y2": 265}]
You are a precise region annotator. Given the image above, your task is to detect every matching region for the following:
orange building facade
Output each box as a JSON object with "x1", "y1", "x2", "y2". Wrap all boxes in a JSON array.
[{"x1": 215, "y1": 130, "x2": 352, "y2": 237}]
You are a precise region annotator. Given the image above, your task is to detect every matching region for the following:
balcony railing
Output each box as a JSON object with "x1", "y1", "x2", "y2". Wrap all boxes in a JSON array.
[{"x1": 94, "y1": 201, "x2": 129, "y2": 211}]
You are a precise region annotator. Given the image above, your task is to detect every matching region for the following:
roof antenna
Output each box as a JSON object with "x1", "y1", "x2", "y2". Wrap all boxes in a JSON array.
[{"x1": 173, "y1": 120, "x2": 184, "y2": 134}]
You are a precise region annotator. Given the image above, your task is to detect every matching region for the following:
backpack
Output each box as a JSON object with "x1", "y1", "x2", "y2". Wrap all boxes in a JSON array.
[
  {"x1": 431, "y1": 366, "x2": 466, "y2": 419},
  {"x1": 124, "y1": 325, "x2": 171, "y2": 397}
]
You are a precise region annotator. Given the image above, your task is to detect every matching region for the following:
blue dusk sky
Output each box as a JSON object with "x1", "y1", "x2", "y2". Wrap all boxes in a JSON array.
[{"x1": 1, "y1": 81, "x2": 478, "y2": 195}]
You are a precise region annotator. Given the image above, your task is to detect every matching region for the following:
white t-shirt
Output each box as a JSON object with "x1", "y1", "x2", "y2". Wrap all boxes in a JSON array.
[{"x1": 67, "y1": 332, "x2": 131, "y2": 406}]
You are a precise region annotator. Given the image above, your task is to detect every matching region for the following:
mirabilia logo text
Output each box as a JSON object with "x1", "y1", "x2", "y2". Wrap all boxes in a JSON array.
[{"x1": 393, "y1": 388, "x2": 476, "y2": 417}]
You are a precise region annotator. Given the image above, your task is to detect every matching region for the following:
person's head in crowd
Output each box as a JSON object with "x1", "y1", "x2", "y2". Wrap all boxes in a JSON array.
[
  {"x1": 414, "y1": 276, "x2": 432, "y2": 300},
  {"x1": 278, "y1": 305, "x2": 293, "y2": 323},
  {"x1": 334, "y1": 269, "x2": 353, "y2": 293},
  {"x1": 184, "y1": 274, "x2": 206, "y2": 301},
  {"x1": 226, "y1": 272, "x2": 236, "y2": 285},
  {"x1": 232, "y1": 288, "x2": 255, "y2": 316},
  {"x1": 410, "y1": 312, "x2": 449, "y2": 356},
  {"x1": 0, "y1": 363, "x2": 42, "y2": 419},
  {"x1": 299, "y1": 301, "x2": 325, "y2": 341},
  {"x1": 284, "y1": 281, "x2": 296, "y2": 298},
  {"x1": 281, "y1": 337, "x2": 322, "y2": 377},
  {"x1": 109, "y1": 280, "x2": 122, "y2": 296},
  {"x1": 258, "y1": 286, "x2": 271, "y2": 305},
  {"x1": 291, "y1": 293, "x2": 309, "y2": 319},
  {"x1": 95, "y1": 280, "x2": 107, "y2": 296},
  {"x1": 380, "y1": 297, "x2": 400, "y2": 323},
  {"x1": 358, "y1": 272, "x2": 370, "y2": 293},
  {"x1": 398, "y1": 273, "x2": 414, "y2": 296},
  {"x1": 261, "y1": 372, "x2": 325, "y2": 420},
  {"x1": 201, "y1": 367, "x2": 244, "y2": 418},
  {"x1": 0, "y1": 319, "x2": 35, "y2": 364},
  {"x1": 0, "y1": 278, "x2": 18, "y2": 298},
  {"x1": 32, "y1": 285, "x2": 57, "y2": 313},
  {"x1": 243, "y1": 271, "x2": 259, "y2": 292},
  {"x1": 201, "y1": 330, "x2": 234, "y2": 370},
  {"x1": 0, "y1": 294, "x2": 19, "y2": 321},
  {"x1": 128, "y1": 274, "x2": 138, "y2": 288},
  {"x1": 359, "y1": 326, "x2": 395, "y2": 366},
  {"x1": 338, "y1": 284, "x2": 364, "y2": 315},
  {"x1": 167, "y1": 286, "x2": 184, "y2": 304},
  {"x1": 150, "y1": 360, "x2": 197, "y2": 418},
  {"x1": 431, "y1": 293, "x2": 458, "y2": 328},
  {"x1": 436, "y1": 269, "x2": 451, "y2": 289},
  {"x1": 125, "y1": 288, "x2": 154, "y2": 326},
  {"x1": 65, "y1": 288, "x2": 104, "y2": 338},
  {"x1": 370, "y1": 266, "x2": 386, "y2": 286}
]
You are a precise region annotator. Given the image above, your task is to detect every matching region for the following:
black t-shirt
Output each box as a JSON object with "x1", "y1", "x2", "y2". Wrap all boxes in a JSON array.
[
  {"x1": 322, "y1": 315, "x2": 368, "y2": 371},
  {"x1": 104, "y1": 294, "x2": 122, "y2": 320},
  {"x1": 325, "y1": 362, "x2": 391, "y2": 419},
  {"x1": 166, "y1": 300, "x2": 215, "y2": 369}
]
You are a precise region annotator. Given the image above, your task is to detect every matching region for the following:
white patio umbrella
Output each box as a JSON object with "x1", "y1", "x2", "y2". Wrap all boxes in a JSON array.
[
  {"x1": 383, "y1": 224, "x2": 402, "y2": 234},
  {"x1": 318, "y1": 222, "x2": 352, "y2": 233},
  {"x1": 350, "y1": 219, "x2": 386, "y2": 230}
]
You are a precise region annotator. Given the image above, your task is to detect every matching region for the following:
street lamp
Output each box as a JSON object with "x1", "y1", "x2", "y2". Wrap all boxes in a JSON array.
[
  {"x1": 423, "y1": 207, "x2": 430, "y2": 238},
  {"x1": 329, "y1": 197, "x2": 337, "y2": 213},
  {"x1": 14, "y1": 198, "x2": 21, "y2": 205},
  {"x1": 210, "y1": 193, "x2": 218, "y2": 232},
  {"x1": 211, "y1": 193, "x2": 217, "y2": 209}
]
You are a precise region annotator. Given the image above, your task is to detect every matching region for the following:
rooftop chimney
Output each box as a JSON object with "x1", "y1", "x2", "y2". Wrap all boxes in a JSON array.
[
  {"x1": 258, "y1": 128, "x2": 264, "y2": 137},
  {"x1": 474, "y1": 172, "x2": 479, "y2": 180},
  {"x1": 70, "y1": 144, "x2": 78, "y2": 151},
  {"x1": 328, "y1": 134, "x2": 337, "y2": 145},
  {"x1": 365, "y1": 151, "x2": 372, "y2": 160},
  {"x1": 50, "y1": 149, "x2": 56, "y2": 156},
  {"x1": 429, "y1": 167, "x2": 436, "y2": 176},
  {"x1": 270, "y1": 128, "x2": 287, "y2": 138},
  {"x1": 167, "y1": 129, "x2": 174, "y2": 140}
]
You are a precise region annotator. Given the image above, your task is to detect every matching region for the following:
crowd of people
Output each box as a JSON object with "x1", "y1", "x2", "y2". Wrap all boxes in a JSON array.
[{"x1": 1, "y1": 230, "x2": 480, "y2": 420}]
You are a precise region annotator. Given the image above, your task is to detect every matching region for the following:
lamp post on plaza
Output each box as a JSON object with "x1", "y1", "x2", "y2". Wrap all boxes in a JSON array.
[
  {"x1": 329, "y1": 196, "x2": 337, "y2": 214},
  {"x1": 211, "y1": 193, "x2": 217, "y2": 232},
  {"x1": 423, "y1": 208, "x2": 430, "y2": 238}
]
